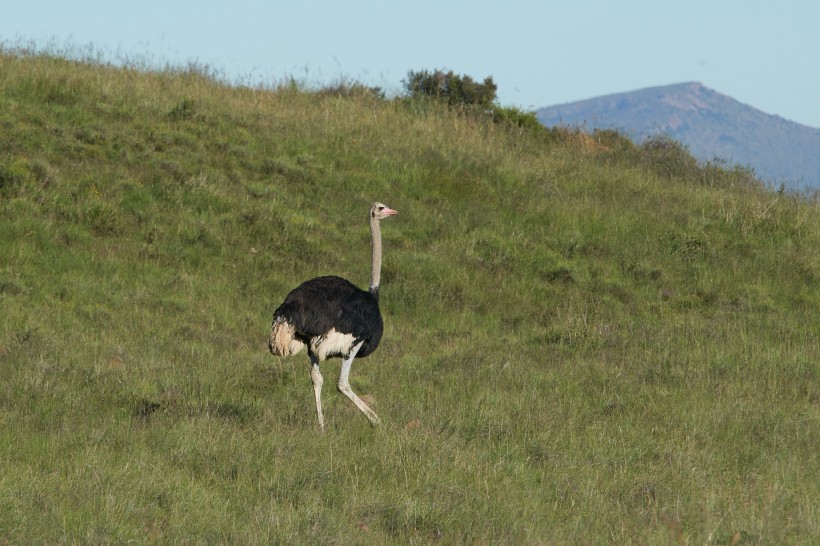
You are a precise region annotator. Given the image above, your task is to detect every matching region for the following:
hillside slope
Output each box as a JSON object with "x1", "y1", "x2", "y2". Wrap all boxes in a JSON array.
[
  {"x1": 537, "y1": 82, "x2": 820, "y2": 192},
  {"x1": 1, "y1": 52, "x2": 818, "y2": 543}
]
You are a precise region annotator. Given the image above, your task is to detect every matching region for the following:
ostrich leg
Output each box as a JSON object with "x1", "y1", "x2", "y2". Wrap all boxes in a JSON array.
[
  {"x1": 308, "y1": 352, "x2": 325, "y2": 431},
  {"x1": 338, "y1": 341, "x2": 381, "y2": 425}
]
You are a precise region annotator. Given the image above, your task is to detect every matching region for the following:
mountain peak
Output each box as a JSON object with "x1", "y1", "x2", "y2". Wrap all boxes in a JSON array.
[{"x1": 536, "y1": 83, "x2": 820, "y2": 191}]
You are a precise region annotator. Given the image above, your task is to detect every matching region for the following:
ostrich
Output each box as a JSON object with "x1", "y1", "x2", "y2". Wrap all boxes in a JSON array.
[{"x1": 268, "y1": 202, "x2": 398, "y2": 430}]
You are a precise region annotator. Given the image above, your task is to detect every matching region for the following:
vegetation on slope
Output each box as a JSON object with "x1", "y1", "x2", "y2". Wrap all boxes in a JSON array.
[{"x1": 0, "y1": 50, "x2": 818, "y2": 544}]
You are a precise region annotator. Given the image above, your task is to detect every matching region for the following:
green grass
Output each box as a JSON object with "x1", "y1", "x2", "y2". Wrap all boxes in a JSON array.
[{"x1": 1, "y1": 49, "x2": 818, "y2": 544}]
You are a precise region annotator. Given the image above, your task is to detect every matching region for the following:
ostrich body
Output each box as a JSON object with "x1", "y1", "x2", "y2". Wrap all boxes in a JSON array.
[{"x1": 268, "y1": 202, "x2": 398, "y2": 429}]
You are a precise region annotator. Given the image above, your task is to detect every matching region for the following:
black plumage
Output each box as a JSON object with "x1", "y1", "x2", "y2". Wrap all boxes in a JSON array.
[{"x1": 270, "y1": 275, "x2": 383, "y2": 359}]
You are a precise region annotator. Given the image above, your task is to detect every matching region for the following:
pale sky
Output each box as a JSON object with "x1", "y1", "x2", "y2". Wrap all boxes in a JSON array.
[{"x1": 2, "y1": 0, "x2": 818, "y2": 128}]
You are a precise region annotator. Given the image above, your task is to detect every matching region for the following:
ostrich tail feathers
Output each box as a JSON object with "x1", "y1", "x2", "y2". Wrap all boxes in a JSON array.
[{"x1": 269, "y1": 317, "x2": 305, "y2": 356}]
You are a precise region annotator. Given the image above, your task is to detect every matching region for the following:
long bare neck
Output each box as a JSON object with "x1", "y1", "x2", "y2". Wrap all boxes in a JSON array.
[{"x1": 369, "y1": 214, "x2": 382, "y2": 297}]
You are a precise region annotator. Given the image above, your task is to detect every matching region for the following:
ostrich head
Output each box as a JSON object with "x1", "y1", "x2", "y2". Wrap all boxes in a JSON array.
[{"x1": 371, "y1": 202, "x2": 398, "y2": 220}]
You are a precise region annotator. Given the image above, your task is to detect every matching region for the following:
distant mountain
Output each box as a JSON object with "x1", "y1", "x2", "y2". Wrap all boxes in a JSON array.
[{"x1": 536, "y1": 82, "x2": 820, "y2": 192}]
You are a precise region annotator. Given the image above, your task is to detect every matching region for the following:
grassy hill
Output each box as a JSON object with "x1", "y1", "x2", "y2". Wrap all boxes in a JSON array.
[{"x1": 1, "y1": 50, "x2": 818, "y2": 544}]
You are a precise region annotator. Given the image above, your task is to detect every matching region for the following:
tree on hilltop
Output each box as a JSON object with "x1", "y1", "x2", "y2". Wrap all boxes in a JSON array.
[{"x1": 403, "y1": 69, "x2": 497, "y2": 108}]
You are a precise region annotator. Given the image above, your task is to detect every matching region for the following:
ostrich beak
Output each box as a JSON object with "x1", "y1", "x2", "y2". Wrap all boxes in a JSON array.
[{"x1": 383, "y1": 207, "x2": 398, "y2": 216}]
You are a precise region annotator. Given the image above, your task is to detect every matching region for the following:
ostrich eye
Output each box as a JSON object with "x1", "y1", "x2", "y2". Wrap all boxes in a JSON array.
[{"x1": 378, "y1": 206, "x2": 385, "y2": 211}]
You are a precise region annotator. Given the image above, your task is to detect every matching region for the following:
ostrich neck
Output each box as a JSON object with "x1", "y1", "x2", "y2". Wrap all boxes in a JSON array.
[{"x1": 369, "y1": 215, "x2": 382, "y2": 297}]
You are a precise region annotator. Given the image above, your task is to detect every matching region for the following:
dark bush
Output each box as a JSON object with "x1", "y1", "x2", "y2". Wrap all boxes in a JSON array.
[
  {"x1": 403, "y1": 69, "x2": 558, "y2": 136},
  {"x1": 639, "y1": 135, "x2": 700, "y2": 179},
  {"x1": 490, "y1": 105, "x2": 544, "y2": 131},
  {"x1": 404, "y1": 69, "x2": 497, "y2": 108},
  {"x1": 592, "y1": 129, "x2": 636, "y2": 153}
]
